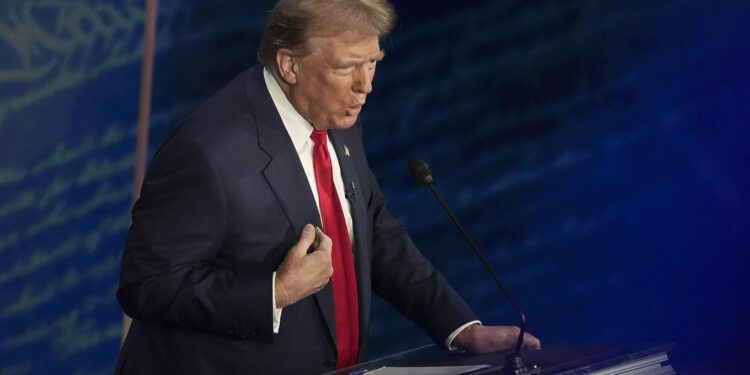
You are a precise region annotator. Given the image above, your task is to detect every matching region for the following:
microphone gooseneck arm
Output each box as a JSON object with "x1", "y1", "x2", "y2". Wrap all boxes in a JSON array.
[
  {"x1": 407, "y1": 158, "x2": 531, "y2": 362},
  {"x1": 424, "y1": 182, "x2": 527, "y2": 356}
]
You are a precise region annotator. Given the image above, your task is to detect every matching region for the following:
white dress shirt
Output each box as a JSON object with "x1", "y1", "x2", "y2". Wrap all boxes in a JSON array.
[{"x1": 262, "y1": 68, "x2": 478, "y2": 350}]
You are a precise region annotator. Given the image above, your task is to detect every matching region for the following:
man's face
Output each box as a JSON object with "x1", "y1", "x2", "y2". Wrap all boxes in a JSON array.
[{"x1": 285, "y1": 31, "x2": 384, "y2": 130}]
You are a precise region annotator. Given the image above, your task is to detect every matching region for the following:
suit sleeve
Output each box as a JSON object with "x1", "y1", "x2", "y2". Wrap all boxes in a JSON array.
[
  {"x1": 366, "y1": 167, "x2": 479, "y2": 348},
  {"x1": 117, "y1": 139, "x2": 274, "y2": 343}
]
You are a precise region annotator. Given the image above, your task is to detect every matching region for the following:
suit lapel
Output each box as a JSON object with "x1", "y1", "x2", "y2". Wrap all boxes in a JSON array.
[
  {"x1": 245, "y1": 66, "x2": 338, "y2": 346},
  {"x1": 329, "y1": 129, "x2": 371, "y2": 352}
]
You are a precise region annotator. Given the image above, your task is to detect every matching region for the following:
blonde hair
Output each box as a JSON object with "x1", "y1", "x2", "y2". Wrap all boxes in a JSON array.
[{"x1": 258, "y1": 0, "x2": 395, "y2": 68}]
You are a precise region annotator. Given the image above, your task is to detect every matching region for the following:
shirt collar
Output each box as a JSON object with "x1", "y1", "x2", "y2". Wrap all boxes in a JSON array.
[{"x1": 263, "y1": 67, "x2": 315, "y2": 153}]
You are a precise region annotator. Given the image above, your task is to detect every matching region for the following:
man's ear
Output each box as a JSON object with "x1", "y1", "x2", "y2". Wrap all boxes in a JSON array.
[{"x1": 276, "y1": 48, "x2": 298, "y2": 85}]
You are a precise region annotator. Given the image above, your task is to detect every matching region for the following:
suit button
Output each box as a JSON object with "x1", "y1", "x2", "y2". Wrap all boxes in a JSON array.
[{"x1": 324, "y1": 359, "x2": 336, "y2": 368}]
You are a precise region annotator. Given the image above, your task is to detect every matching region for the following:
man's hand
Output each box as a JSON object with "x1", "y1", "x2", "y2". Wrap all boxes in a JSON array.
[
  {"x1": 275, "y1": 224, "x2": 333, "y2": 308},
  {"x1": 452, "y1": 325, "x2": 541, "y2": 354}
]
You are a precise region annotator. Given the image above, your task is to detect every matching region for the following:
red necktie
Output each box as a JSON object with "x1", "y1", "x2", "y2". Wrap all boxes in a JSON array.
[{"x1": 310, "y1": 129, "x2": 359, "y2": 368}]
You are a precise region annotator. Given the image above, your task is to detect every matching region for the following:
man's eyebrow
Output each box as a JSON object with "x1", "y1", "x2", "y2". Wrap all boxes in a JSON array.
[{"x1": 333, "y1": 50, "x2": 386, "y2": 66}]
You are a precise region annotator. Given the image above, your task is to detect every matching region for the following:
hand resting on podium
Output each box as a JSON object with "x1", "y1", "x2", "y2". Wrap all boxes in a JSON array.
[{"x1": 453, "y1": 324, "x2": 541, "y2": 354}]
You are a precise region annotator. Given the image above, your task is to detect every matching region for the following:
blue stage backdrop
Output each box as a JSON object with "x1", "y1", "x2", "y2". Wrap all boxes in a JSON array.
[{"x1": 0, "y1": 1, "x2": 748, "y2": 373}]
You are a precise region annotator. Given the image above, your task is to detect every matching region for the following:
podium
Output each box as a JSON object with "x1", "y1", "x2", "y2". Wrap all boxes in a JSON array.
[{"x1": 324, "y1": 343, "x2": 674, "y2": 375}]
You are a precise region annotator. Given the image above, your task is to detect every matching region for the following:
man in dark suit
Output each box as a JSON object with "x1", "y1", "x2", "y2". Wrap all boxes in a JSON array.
[{"x1": 115, "y1": 0, "x2": 540, "y2": 373}]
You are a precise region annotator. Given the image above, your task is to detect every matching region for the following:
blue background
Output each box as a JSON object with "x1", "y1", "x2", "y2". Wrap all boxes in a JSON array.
[{"x1": 0, "y1": 1, "x2": 748, "y2": 373}]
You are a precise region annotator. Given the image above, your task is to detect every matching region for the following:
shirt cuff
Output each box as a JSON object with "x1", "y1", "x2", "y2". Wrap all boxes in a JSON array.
[
  {"x1": 445, "y1": 320, "x2": 482, "y2": 351},
  {"x1": 272, "y1": 272, "x2": 283, "y2": 333}
]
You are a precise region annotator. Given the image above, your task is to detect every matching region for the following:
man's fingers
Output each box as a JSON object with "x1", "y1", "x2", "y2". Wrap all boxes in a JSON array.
[
  {"x1": 311, "y1": 228, "x2": 334, "y2": 278},
  {"x1": 292, "y1": 224, "x2": 316, "y2": 256},
  {"x1": 523, "y1": 333, "x2": 541, "y2": 349},
  {"x1": 314, "y1": 227, "x2": 333, "y2": 254}
]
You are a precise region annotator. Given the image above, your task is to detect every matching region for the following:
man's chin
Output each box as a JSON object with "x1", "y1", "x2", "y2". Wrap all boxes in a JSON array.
[{"x1": 329, "y1": 116, "x2": 359, "y2": 130}]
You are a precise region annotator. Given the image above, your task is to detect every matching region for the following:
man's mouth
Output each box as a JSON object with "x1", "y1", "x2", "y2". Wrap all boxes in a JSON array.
[{"x1": 346, "y1": 103, "x2": 364, "y2": 116}]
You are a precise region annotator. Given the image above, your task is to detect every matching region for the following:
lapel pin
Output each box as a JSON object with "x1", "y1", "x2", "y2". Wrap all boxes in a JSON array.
[{"x1": 343, "y1": 145, "x2": 350, "y2": 157}]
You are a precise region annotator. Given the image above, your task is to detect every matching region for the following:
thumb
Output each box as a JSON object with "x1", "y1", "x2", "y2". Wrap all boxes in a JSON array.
[{"x1": 291, "y1": 224, "x2": 316, "y2": 256}]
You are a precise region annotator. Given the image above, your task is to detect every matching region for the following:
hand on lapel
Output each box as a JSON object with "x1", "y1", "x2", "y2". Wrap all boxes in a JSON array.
[{"x1": 275, "y1": 224, "x2": 333, "y2": 308}]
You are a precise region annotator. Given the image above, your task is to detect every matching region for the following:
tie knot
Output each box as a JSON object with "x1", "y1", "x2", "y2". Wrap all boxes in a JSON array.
[{"x1": 310, "y1": 129, "x2": 328, "y2": 147}]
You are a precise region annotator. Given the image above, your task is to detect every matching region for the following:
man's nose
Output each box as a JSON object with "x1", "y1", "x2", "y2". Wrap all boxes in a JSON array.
[{"x1": 353, "y1": 66, "x2": 373, "y2": 94}]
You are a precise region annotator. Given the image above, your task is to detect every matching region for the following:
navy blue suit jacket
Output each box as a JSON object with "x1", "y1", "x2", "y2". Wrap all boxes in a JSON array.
[{"x1": 115, "y1": 66, "x2": 477, "y2": 374}]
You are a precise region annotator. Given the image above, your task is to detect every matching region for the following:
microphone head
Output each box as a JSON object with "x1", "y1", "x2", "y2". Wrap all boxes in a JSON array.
[{"x1": 408, "y1": 158, "x2": 434, "y2": 186}]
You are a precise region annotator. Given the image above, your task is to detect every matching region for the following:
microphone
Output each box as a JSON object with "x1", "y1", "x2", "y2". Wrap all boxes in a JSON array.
[
  {"x1": 408, "y1": 158, "x2": 540, "y2": 375},
  {"x1": 345, "y1": 181, "x2": 358, "y2": 202}
]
